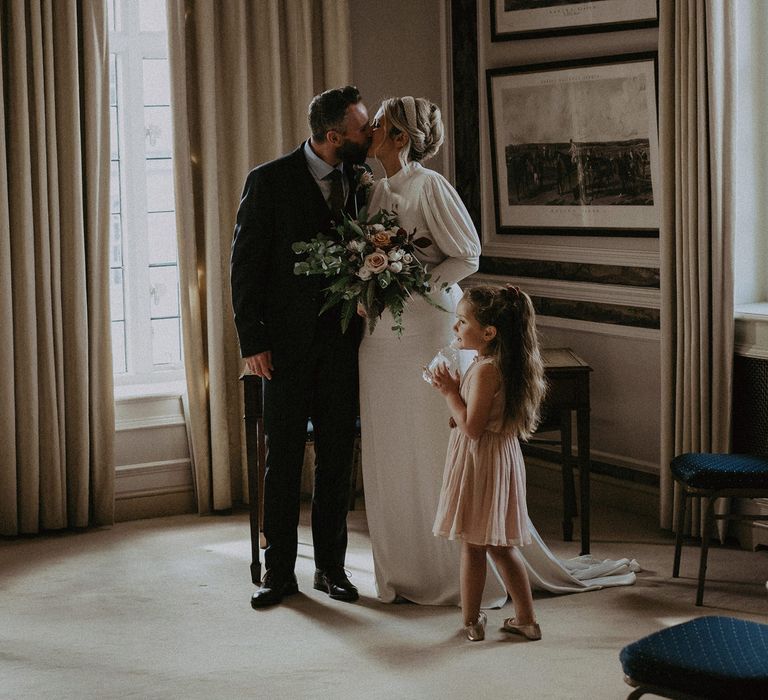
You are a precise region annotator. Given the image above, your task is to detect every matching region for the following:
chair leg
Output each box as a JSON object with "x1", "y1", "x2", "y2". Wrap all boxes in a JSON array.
[
  {"x1": 672, "y1": 482, "x2": 687, "y2": 578},
  {"x1": 696, "y1": 496, "x2": 715, "y2": 606}
]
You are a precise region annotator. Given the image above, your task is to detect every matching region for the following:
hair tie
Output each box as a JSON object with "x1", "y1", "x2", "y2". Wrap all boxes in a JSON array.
[{"x1": 402, "y1": 96, "x2": 417, "y2": 131}]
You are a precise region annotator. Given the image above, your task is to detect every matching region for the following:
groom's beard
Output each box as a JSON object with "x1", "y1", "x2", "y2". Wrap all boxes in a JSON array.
[{"x1": 337, "y1": 139, "x2": 370, "y2": 165}]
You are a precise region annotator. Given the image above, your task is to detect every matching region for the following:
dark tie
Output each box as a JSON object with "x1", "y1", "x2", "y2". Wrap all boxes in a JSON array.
[{"x1": 327, "y1": 169, "x2": 345, "y2": 220}]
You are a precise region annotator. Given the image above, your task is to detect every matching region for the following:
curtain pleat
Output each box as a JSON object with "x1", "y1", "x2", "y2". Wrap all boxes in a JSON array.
[
  {"x1": 0, "y1": 0, "x2": 113, "y2": 535},
  {"x1": 659, "y1": 0, "x2": 734, "y2": 537},
  {"x1": 166, "y1": 0, "x2": 351, "y2": 513},
  {"x1": 0, "y1": 8, "x2": 18, "y2": 534}
]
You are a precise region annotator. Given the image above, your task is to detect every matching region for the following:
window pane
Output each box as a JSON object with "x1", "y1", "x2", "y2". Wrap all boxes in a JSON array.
[
  {"x1": 110, "y1": 214, "x2": 123, "y2": 267},
  {"x1": 109, "y1": 54, "x2": 118, "y2": 106},
  {"x1": 110, "y1": 268, "x2": 125, "y2": 321},
  {"x1": 107, "y1": 0, "x2": 115, "y2": 31},
  {"x1": 144, "y1": 106, "x2": 173, "y2": 158},
  {"x1": 110, "y1": 106, "x2": 119, "y2": 160},
  {"x1": 149, "y1": 265, "x2": 179, "y2": 318},
  {"x1": 147, "y1": 212, "x2": 177, "y2": 264},
  {"x1": 143, "y1": 58, "x2": 170, "y2": 105},
  {"x1": 108, "y1": 0, "x2": 123, "y2": 34},
  {"x1": 112, "y1": 321, "x2": 126, "y2": 373},
  {"x1": 139, "y1": 0, "x2": 167, "y2": 33},
  {"x1": 152, "y1": 317, "x2": 181, "y2": 366},
  {"x1": 110, "y1": 161, "x2": 122, "y2": 214},
  {"x1": 145, "y1": 159, "x2": 174, "y2": 211}
]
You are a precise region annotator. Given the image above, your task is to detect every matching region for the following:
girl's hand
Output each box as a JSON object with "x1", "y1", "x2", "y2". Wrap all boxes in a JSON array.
[
  {"x1": 357, "y1": 302, "x2": 367, "y2": 318},
  {"x1": 431, "y1": 363, "x2": 460, "y2": 396}
]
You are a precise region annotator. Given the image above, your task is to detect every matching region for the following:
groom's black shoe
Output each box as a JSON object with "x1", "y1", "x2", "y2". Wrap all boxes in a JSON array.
[
  {"x1": 250, "y1": 570, "x2": 299, "y2": 609},
  {"x1": 313, "y1": 567, "x2": 359, "y2": 602}
]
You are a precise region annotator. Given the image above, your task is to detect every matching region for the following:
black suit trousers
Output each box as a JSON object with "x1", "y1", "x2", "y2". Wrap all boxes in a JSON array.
[{"x1": 261, "y1": 319, "x2": 359, "y2": 576}]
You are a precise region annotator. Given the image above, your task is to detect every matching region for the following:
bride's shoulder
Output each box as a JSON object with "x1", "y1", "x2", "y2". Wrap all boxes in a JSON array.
[{"x1": 417, "y1": 165, "x2": 454, "y2": 190}]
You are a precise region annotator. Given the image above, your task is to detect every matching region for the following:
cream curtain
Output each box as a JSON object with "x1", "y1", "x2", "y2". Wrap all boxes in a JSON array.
[
  {"x1": 659, "y1": 0, "x2": 735, "y2": 534},
  {"x1": 166, "y1": 0, "x2": 351, "y2": 512},
  {"x1": 0, "y1": 0, "x2": 113, "y2": 535}
]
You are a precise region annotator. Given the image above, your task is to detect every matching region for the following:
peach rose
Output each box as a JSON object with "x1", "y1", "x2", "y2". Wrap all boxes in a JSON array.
[
  {"x1": 363, "y1": 250, "x2": 389, "y2": 274},
  {"x1": 370, "y1": 230, "x2": 393, "y2": 248}
]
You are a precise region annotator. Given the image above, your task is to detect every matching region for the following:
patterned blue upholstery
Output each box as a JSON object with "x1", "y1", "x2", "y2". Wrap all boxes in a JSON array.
[
  {"x1": 620, "y1": 616, "x2": 768, "y2": 699},
  {"x1": 671, "y1": 453, "x2": 768, "y2": 490}
]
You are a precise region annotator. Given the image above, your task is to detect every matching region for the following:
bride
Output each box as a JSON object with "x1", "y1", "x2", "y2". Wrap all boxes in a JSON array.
[{"x1": 358, "y1": 96, "x2": 638, "y2": 606}]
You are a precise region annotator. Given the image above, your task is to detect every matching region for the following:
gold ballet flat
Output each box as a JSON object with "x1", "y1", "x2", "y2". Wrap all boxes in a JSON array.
[
  {"x1": 464, "y1": 611, "x2": 487, "y2": 641},
  {"x1": 501, "y1": 617, "x2": 542, "y2": 641}
]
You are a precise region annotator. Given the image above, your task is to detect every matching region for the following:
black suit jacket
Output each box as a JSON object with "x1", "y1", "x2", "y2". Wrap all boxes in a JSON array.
[{"x1": 230, "y1": 143, "x2": 367, "y2": 364}]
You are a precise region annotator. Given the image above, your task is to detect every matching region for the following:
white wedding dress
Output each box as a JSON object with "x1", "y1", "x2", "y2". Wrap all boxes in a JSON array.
[{"x1": 358, "y1": 162, "x2": 639, "y2": 606}]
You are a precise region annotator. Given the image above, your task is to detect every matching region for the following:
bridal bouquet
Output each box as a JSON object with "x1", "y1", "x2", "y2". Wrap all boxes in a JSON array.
[{"x1": 292, "y1": 208, "x2": 446, "y2": 335}]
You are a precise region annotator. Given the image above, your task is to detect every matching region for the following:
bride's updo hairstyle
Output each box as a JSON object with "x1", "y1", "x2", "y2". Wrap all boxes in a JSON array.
[
  {"x1": 462, "y1": 285, "x2": 547, "y2": 440},
  {"x1": 377, "y1": 96, "x2": 445, "y2": 167}
]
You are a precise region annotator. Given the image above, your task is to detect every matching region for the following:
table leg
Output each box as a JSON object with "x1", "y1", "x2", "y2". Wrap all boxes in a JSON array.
[
  {"x1": 560, "y1": 410, "x2": 576, "y2": 541},
  {"x1": 577, "y1": 408, "x2": 591, "y2": 555}
]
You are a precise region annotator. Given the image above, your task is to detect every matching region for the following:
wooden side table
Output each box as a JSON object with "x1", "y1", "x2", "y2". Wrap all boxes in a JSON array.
[{"x1": 538, "y1": 348, "x2": 593, "y2": 555}]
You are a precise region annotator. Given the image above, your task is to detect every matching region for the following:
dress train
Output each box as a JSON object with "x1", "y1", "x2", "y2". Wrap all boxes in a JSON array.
[{"x1": 519, "y1": 518, "x2": 640, "y2": 593}]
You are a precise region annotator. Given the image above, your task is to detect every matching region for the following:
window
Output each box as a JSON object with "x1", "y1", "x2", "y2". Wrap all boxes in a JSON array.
[{"x1": 108, "y1": 0, "x2": 184, "y2": 387}]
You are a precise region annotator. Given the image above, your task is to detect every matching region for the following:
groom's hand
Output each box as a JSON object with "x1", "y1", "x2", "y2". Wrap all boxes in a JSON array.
[{"x1": 245, "y1": 351, "x2": 274, "y2": 380}]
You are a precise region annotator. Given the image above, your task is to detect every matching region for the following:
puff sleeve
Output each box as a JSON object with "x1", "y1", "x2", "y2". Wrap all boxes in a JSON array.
[{"x1": 418, "y1": 172, "x2": 481, "y2": 286}]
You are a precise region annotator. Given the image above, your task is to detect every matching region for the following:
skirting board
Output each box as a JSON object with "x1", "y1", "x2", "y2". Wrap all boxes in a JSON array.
[{"x1": 115, "y1": 489, "x2": 195, "y2": 523}]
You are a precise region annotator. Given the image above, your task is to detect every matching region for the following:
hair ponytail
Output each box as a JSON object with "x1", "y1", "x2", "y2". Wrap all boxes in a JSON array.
[{"x1": 463, "y1": 286, "x2": 546, "y2": 439}]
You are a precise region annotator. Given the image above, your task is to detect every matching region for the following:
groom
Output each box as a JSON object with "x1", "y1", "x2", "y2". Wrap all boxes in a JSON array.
[{"x1": 231, "y1": 86, "x2": 372, "y2": 608}]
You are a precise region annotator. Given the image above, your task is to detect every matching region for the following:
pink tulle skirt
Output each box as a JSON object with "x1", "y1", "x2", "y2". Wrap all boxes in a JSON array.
[{"x1": 433, "y1": 429, "x2": 532, "y2": 547}]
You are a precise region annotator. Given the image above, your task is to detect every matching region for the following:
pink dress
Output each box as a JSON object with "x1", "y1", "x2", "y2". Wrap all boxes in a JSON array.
[{"x1": 433, "y1": 356, "x2": 532, "y2": 547}]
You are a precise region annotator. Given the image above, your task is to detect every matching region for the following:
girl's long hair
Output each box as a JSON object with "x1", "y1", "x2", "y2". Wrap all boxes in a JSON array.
[{"x1": 463, "y1": 286, "x2": 547, "y2": 439}]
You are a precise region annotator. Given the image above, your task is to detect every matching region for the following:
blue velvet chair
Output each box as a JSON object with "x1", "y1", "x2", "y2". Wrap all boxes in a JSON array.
[
  {"x1": 619, "y1": 616, "x2": 768, "y2": 699},
  {"x1": 671, "y1": 452, "x2": 768, "y2": 605}
]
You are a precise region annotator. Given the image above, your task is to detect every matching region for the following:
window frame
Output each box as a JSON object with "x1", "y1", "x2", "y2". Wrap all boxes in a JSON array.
[{"x1": 109, "y1": 0, "x2": 184, "y2": 388}]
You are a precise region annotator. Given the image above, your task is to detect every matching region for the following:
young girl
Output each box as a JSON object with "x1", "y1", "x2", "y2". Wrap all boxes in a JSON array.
[{"x1": 430, "y1": 284, "x2": 547, "y2": 641}]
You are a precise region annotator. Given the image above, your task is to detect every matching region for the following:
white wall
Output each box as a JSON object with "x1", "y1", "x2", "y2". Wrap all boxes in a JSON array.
[{"x1": 349, "y1": 0, "x2": 451, "y2": 179}]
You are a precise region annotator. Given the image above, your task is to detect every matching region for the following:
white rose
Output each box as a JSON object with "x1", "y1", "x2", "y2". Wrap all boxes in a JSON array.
[
  {"x1": 370, "y1": 224, "x2": 386, "y2": 233},
  {"x1": 357, "y1": 267, "x2": 372, "y2": 280},
  {"x1": 363, "y1": 250, "x2": 389, "y2": 274},
  {"x1": 387, "y1": 249, "x2": 404, "y2": 261},
  {"x1": 402, "y1": 253, "x2": 413, "y2": 264},
  {"x1": 389, "y1": 261, "x2": 403, "y2": 273}
]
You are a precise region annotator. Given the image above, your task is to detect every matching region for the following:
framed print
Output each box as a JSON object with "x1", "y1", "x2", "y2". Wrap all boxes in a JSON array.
[
  {"x1": 491, "y1": 0, "x2": 658, "y2": 41},
  {"x1": 486, "y1": 53, "x2": 660, "y2": 237}
]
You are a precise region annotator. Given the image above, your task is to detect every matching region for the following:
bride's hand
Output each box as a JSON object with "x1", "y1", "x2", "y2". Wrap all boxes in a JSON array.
[{"x1": 357, "y1": 302, "x2": 367, "y2": 318}]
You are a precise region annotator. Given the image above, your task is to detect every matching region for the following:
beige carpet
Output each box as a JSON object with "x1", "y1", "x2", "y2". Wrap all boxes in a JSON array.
[{"x1": 2, "y1": 483, "x2": 767, "y2": 700}]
